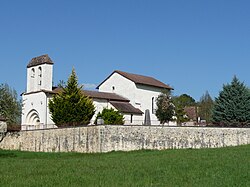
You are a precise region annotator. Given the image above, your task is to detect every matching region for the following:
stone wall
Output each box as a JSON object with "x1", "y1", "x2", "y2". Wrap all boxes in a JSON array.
[
  {"x1": 0, "y1": 125, "x2": 249, "y2": 153},
  {"x1": 0, "y1": 121, "x2": 7, "y2": 133}
]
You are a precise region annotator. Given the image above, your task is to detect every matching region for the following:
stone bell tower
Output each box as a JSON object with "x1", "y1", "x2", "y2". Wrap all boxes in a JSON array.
[{"x1": 26, "y1": 54, "x2": 54, "y2": 93}]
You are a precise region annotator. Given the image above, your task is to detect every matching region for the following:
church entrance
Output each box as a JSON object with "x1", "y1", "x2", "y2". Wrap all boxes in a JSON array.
[{"x1": 25, "y1": 109, "x2": 41, "y2": 130}]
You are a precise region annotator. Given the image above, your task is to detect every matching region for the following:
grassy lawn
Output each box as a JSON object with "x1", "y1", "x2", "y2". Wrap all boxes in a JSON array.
[{"x1": 0, "y1": 145, "x2": 249, "y2": 187}]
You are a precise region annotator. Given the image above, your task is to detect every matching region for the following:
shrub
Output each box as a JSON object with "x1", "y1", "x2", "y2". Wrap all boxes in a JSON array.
[{"x1": 95, "y1": 108, "x2": 124, "y2": 125}]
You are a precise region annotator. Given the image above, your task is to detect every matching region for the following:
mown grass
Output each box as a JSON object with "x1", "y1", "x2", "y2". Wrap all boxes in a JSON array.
[{"x1": 0, "y1": 145, "x2": 249, "y2": 187}]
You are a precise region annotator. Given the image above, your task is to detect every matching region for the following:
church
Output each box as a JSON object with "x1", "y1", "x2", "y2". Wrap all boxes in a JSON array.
[{"x1": 21, "y1": 54, "x2": 176, "y2": 130}]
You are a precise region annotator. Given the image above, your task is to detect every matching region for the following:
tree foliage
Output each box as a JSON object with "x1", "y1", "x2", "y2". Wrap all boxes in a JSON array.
[
  {"x1": 0, "y1": 83, "x2": 22, "y2": 125},
  {"x1": 95, "y1": 108, "x2": 124, "y2": 125},
  {"x1": 49, "y1": 69, "x2": 95, "y2": 126},
  {"x1": 198, "y1": 91, "x2": 214, "y2": 124},
  {"x1": 155, "y1": 89, "x2": 175, "y2": 124},
  {"x1": 212, "y1": 76, "x2": 250, "y2": 127},
  {"x1": 172, "y1": 94, "x2": 196, "y2": 124}
]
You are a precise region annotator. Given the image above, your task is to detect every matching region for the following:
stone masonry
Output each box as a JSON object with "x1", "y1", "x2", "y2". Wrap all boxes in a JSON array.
[{"x1": 0, "y1": 125, "x2": 249, "y2": 153}]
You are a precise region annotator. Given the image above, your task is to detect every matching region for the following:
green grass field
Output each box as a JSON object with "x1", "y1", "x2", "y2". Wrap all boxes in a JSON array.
[{"x1": 0, "y1": 145, "x2": 249, "y2": 187}]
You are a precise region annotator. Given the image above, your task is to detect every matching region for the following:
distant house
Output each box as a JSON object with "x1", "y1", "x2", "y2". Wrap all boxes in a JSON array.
[{"x1": 21, "y1": 54, "x2": 176, "y2": 130}]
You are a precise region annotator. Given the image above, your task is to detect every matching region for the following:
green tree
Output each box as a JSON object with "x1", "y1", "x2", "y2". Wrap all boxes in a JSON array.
[
  {"x1": 95, "y1": 108, "x2": 124, "y2": 125},
  {"x1": 212, "y1": 76, "x2": 250, "y2": 127},
  {"x1": 198, "y1": 91, "x2": 214, "y2": 124},
  {"x1": 49, "y1": 69, "x2": 95, "y2": 126},
  {"x1": 172, "y1": 94, "x2": 196, "y2": 124},
  {"x1": 155, "y1": 89, "x2": 175, "y2": 124},
  {"x1": 0, "y1": 83, "x2": 22, "y2": 125}
]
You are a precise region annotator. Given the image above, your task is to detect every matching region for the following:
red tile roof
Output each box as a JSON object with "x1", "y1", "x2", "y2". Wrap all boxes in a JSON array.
[
  {"x1": 110, "y1": 101, "x2": 143, "y2": 114},
  {"x1": 97, "y1": 70, "x2": 173, "y2": 89},
  {"x1": 52, "y1": 87, "x2": 129, "y2": 102},
  {"x1": 27, "y1": 54, "x2": 54, "y2": 68}
]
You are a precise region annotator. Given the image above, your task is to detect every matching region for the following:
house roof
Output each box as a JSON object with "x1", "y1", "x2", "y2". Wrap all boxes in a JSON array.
[
  {"x1": 52, "y1": 87, "x2": 130, "y2": 102},
  {"x1": 27, "y1": 54, "x2": 54, "y2": 68},
  {"x1": 97, "y1": 70, "x2": 173, "y2": 90},
  {"x1": 110, "y1": 101, "x2": 143, "y2": 114}
]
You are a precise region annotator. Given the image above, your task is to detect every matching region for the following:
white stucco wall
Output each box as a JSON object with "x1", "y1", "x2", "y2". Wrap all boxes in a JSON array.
[
  {"x1": 99, "y1": 73, "x2": 136, "y2": 102},
  {"x1": 99, "y1": 73, "x2": 176, "y2": 126},
  {"x1": 123, "y1": 114, "x2": 143, "y2": 125},
  {"x1": 27, "y1": 64, "x2": 53, "y2": 93},
  {"x1": 22, "y1": 92, "x2": 55, "y2": 130},
  {"x1": 90, "y1": 99, "x2": 113, "y2": 124}
]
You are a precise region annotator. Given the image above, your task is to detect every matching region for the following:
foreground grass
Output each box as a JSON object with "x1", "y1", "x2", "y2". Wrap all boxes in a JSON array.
[{"x1": 0, "y1": 145, "x2": 249, "y2": 187}]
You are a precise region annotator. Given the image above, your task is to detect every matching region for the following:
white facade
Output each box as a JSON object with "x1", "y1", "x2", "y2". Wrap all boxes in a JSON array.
[
  {"x1": 22, "y1": 55, "x2": 176, "y2": 130},
  {"x1": 99, "y1": 72, "x2": 176, "y2": 125},
  {"x1": 22, "y1": 92, "x2": 55, "y2": 130},
  {"x1": 27, "y1": 64, "x2": 53, "y2": 93}
]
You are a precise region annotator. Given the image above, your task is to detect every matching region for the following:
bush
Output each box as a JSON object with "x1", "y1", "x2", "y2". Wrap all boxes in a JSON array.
[{"x1": 95, "y1": 108, "x2": 124, "y2": 125}]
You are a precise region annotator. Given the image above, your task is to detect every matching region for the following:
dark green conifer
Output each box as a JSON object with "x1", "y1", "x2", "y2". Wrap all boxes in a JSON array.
[
  {"x1": 212, "y1": 76, "x2": 250, "y2": 127},
  {"x1": 49, "y1": 69, "x2": 95, "y2": 126}
]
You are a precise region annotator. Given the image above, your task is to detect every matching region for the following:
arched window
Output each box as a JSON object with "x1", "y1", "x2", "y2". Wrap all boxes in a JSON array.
[{"x1": 31, "y1": 68, "x2": 35, "y2": 78}]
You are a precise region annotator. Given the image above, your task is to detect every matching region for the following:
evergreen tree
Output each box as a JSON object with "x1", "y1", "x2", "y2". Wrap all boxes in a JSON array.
[
  {"x1": 212, "y1": 76, "x2": 250, "y2": 127},
  {"x1": 49, "y1": 69, "x2": 95, "y2": 126},
  {"x1": 95, "y1": 108, "x2": 124, "y2": 125},
  {"x1": 0, "y1": 83, "x2": 22, "y2": 125},
  {"x1": 198, "y1": 91, "x2": 214, "y2": 124},
  {"x1": 155, "y1": 89, "x2": 175, "y2": 124}
]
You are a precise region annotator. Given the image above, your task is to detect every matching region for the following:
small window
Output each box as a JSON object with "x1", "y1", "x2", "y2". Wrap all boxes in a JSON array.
[
  {"x1": 112, "y1": 86, "x2": 115, "y2": 91},
  {"x1": 130, "y1": 114, "x2": 133, "y2": 123}
]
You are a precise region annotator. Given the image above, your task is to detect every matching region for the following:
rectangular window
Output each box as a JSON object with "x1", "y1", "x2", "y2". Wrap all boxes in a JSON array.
[
  {"x1": 152, "y1": 97, "x2": 155, "y2": 114},
  {"x1": 130, "y1": 114, "x2": 133, "y2": 123}
]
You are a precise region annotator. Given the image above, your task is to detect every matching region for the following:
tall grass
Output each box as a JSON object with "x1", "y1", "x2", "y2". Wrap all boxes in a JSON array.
[{"x1": 0, "y1": 145, "x2": 249, "y2": 187}]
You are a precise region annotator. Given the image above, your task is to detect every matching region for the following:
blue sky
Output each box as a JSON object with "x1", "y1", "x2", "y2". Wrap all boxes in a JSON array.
[{"x1": 1, "y1": 1, "x2": 250, "y2": 101}]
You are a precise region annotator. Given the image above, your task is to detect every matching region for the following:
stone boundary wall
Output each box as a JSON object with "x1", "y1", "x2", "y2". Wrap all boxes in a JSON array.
[
  {"x1": 0, "y1": 125, "x2": 249, "y2": 153},
  {"x1": 0, "y1": 121, "x2": 7, "y2": 133}
]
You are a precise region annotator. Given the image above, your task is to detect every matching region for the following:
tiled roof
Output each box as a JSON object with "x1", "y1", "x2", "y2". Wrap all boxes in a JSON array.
[
  {"x1": 110, "y1": 101, "x2": 143, "y2": 114},
  {"x1": 97, "y1": 70, "x2": 173, "y2": 89},
  {"x1": 83, "y1": 90, "x2": 129, "y2": 102},
  {"x1": 27, "y1": 54, "x2": 54, "y2": 68},
  {"x1": 52, "y1": 87, "x2": 129, "y2": 102}
]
